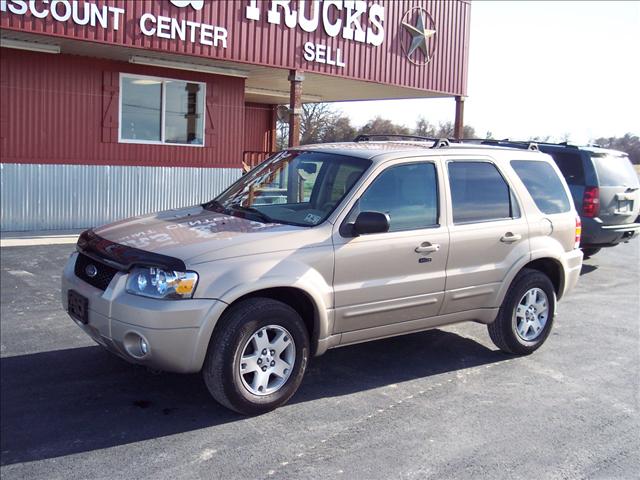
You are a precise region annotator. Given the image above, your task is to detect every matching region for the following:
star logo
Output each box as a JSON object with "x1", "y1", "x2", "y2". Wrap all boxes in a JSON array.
[
  {"x1": 169, "y1": 0, "x2": 204, "y2": 10},
  {"x1": 401, "y1": 7, "x2": 437, "y2": 66}
]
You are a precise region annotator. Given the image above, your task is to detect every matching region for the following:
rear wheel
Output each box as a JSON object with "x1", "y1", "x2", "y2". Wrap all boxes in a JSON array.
[
  {"x1": 202, "y1": 298, "x2": 309, "y2": 415},
  {"x1": 488, "y1": 268, "x2": 556, "y2": 355},
  {"x1": 581, "y1": 247, "x2": 601, "y2": 258}
]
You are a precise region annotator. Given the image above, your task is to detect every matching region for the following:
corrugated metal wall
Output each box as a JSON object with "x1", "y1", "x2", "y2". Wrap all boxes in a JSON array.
[
  {"x1": 0, "y1": 164, "x2": 241, "y2": 231},
  {"x1": 0, "y1": 48, "x2": 246, "y2": 168},
  {"x1": 0, "y1": 0, "x2": 470, "y2": 97},
  {"x1": 244, "y1": 103, "x2": 275, "y2": 153}
]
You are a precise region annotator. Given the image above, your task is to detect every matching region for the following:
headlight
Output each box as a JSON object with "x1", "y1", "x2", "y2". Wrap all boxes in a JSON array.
[{"x1": 126, "y1": 267, "x2": 198, "y2": 299}]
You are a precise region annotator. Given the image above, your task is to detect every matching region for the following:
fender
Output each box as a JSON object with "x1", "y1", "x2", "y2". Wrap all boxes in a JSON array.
[
  {"x1": 189, "y1": 253, "x2": 334, "y2": 370},
  {"x1": 493, "y1": 247, "x2": 566, "y2": 309},
  {"x1": 491, "y1": 251, "x2": 532, "y2": 309}
]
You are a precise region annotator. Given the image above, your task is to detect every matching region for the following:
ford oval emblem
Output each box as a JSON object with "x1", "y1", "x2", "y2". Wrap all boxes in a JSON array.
[{"x1": 85, "y1": 264, "x2": 98, "y2": 278}]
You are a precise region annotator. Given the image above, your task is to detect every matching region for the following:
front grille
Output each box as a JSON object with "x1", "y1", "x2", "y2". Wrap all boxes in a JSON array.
[{"x1": 74, "y1": 253, "x2": 119, "y2": 291}]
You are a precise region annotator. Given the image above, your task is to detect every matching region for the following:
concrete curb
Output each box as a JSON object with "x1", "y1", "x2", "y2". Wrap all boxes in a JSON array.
[{"x1": 1, "y1": 230, "x2": 81, "y2": 247}]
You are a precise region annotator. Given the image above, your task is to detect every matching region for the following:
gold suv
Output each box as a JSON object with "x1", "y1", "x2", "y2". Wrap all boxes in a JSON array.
[{"x1": 62, "y1": 139, "x2": 583, "y2": 414}]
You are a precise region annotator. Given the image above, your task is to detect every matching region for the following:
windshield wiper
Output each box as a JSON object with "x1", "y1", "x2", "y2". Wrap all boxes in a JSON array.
[
  {"x1": 202, "y1": 199, "x2": 226, "y2": 212},
  {"x1": 229, "y1": 204, "x2": 277, "y2": 224}
]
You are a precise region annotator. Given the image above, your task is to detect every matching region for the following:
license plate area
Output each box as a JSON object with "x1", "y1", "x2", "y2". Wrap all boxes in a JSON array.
[
  {"x1": 68, "y1": 290, "x2": 88, "y2": 324},
  {"x1": 617, "y1": 200, "x2": 632, "y2": 213}
]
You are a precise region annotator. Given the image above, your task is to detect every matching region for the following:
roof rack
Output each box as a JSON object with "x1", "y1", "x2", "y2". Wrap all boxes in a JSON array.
[
  {"x1": 353, "y1": 134, "x2": 450, "y2": 149},
  {"x1": 479, "y1": 138, "x2": 578, "y2": 150}
]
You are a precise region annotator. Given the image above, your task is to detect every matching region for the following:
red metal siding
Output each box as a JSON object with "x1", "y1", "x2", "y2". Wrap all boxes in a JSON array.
[
  {"x1": 0, "y1": 48, "x2": 246, "y2": 168},
  {"x1": 0, "y1": 0, "x2": 470, "y2": 97},
  {"x1": 244, "y1": 102, "x2": 275, "y2": 152}
]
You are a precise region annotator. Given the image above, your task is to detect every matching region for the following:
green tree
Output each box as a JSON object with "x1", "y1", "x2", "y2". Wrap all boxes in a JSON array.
[{"x1": 359, "y1": 116, "x2": 410, "y2": 136}]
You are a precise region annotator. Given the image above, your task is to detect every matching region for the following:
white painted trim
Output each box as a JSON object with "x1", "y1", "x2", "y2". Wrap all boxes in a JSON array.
[
  {"x1": 118, "y1": 72, "x2": 207, "y2": 148},
  {"x1": 0, "y1": 38, "x2": 60, "y2": 54},
  {"x1": 129, "y1": 56, "x2": 249, "y2": 78}
]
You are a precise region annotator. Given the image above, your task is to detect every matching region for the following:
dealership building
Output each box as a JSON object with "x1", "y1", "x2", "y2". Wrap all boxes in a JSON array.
[{"x1": 0, "y1": 0, "x2": 470, "y2": 231}]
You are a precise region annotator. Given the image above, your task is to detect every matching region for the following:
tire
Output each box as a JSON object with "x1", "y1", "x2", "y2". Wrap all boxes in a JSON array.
[
  {"x1": 202, "y1": 297, "x2": 310, "y2": 415},
  {"x1": 581, "y1": 247, "x2": 601, "y2": 259},
  {"x1": 488, "y1": 268, "x2": 556, "y2": 355}
]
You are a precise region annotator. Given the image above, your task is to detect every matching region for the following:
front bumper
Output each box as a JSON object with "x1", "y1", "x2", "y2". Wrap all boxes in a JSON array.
[
  {"x1": 61, "y1": 253, "x2": 226, "y2": 373},
  {"x1": 581, "y1": 218, "x2": 640, "y2": 247}
]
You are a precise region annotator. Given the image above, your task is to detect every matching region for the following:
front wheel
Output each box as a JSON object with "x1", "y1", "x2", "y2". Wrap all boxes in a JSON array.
[
  {"x1": 488, "y1": 268, "x2": 556, "y2": 355},
  {"x1": 202, "y1": 298, "x2": 309, "y2": 415}
]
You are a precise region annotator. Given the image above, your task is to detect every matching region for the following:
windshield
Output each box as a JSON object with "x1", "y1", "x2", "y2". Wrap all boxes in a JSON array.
[
  {"x1": 591, "y1": 154, "x2": 640, "y2": 188},
  {"x1": 205, "y1": 151, "x2": 371, "y2": 226}
]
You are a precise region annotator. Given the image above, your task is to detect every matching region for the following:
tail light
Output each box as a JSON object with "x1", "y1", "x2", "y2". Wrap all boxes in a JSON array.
[
  {"x1": 582, "y1": 186, "x2": 600, "y2": 217},
  {"x1": 574, "y1": 216, "x2": 582, "y2": 249}
]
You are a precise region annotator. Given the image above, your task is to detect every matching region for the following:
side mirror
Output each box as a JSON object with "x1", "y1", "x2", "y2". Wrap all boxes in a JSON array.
[{"x1": 353, "y1": 211, "x2": 390, "y2": 235}]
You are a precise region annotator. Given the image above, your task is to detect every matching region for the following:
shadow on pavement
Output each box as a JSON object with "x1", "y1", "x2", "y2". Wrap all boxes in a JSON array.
[
  {"x1": 1, "y1": 329, "x2": 505, "y2": 465},
  {"x1": 580, "y1": 264, "x2": 598, "y2": 276}
]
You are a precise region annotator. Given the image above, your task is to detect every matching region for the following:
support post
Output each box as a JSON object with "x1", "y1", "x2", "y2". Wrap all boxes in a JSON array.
[
  {"x1": 269, "y1": 104, "x2": 278, "y2": 152},
  {"x1": 288, "y1": 70, "x2": 304, "y2": 147},
  {"x1": 454, "y1": 95, "x2": 465, "y2": 139}
]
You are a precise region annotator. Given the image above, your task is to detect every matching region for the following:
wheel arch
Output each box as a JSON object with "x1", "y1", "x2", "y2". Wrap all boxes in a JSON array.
[
  {"x1": 523, "y1": 257, "x2": 564, "y2": 299},
  {"x1": 229, "y1": 287, "x2": 321, "y2": 355},
  {"x1": 495, "y1": 254, "x2": 566, "y2": 310},
  {"x1": 191, "y1": 282, "x2": 330, "y2": 372}
]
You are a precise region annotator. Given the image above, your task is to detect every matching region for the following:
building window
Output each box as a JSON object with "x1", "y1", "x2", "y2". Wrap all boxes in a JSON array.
[{"x1": 119, "y1": 74, "x2": 205, "y2": 146}]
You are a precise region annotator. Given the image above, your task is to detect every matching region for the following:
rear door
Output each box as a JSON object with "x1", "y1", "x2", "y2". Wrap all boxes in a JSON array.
[
  {"x1": 590, "y1": 153, "x2": 640, "y2": 225},
  {"x1": 442, "y1": 158, "x2": 530, "y2": 314}
]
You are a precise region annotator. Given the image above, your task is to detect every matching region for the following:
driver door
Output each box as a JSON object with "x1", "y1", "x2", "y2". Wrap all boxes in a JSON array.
[{"x1": 332, "y1": 159, "x2": 449, "y2": 339}]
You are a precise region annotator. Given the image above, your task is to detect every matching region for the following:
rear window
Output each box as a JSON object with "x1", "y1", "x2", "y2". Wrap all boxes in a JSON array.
[
  {"x1": 547, "y1": 151, "x2": 585, "y2": 185},
  {"x1": 511, "y1": 160, "x2": 571, "y2": 214},
  {"x1": 591, "y1": 154, "x2": 640, "y2": 188}
]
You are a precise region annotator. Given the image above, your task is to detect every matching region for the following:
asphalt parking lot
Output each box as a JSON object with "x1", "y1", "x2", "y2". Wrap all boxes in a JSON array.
[{"x1": 1, "y1": 241, "x2": 638, "y2": 480}]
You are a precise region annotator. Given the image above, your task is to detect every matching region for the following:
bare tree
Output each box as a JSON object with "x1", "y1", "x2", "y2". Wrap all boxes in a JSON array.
[
  {"x1": 300, "y1": 103, "x2": 338, "y2": 144},
  {"x1": 593, "y1": 133, "x2": 640, "y2": 164}
]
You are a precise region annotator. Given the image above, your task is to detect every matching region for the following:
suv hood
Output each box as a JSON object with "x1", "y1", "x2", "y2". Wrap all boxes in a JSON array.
[{"x1": 94, "y1": 205, "x2": 329, "y2": 266}]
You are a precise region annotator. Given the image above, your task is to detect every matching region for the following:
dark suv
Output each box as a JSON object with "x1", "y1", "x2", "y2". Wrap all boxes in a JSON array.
[{"x1": 481, "y1": 140, "x2": 640, "y2": 257}]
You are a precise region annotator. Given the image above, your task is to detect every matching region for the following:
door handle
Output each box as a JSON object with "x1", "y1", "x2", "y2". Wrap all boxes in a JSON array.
[
  {"x1": 500, "y1": 232, "x2": 522, "y2": 243},
  {"x1": 415, "y1": 242, "x2": 440, "y2": 253}
]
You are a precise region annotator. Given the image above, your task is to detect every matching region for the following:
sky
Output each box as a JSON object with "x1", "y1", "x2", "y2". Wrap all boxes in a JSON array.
[{"x1": 335, "y1": 1, "x2": 640, "y2": 143}]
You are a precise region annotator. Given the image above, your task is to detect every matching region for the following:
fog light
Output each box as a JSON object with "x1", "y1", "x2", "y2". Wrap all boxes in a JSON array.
[{"x1": 140, "y1": 338, "x2": 149, "y2": 355}]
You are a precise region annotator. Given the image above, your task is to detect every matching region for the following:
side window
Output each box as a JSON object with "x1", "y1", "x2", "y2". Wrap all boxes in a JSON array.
[
  {"x1": 353, "y1": 163, "x2": 438, "y2": 232},
  {"x1": 448, "y1": 161, "x2": 516, "y2": 224},
  {"x1": 546, "y1": 151, "x2": 585, "y2": 185},
  {"x1": 511, "y1": 160, "x2": 571, "y2": 214}
]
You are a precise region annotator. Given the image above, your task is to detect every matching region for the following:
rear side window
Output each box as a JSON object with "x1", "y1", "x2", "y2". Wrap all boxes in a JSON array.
[
  {"x1": 547, "y1": 151, "x2": 585, "y2": 185},
  {"x1": 591, "y1": 154, "x2": 640, "y2": 188},
  {"x1": 448, "y1": 162, "x2": 517, "y2": 223},
  {"x1": 511, "y1": 160, "x2": 571, "y2": 214}
]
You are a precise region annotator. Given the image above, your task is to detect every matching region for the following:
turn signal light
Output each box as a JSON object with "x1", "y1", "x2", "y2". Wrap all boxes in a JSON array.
[
  {"x1": 575, "y1": 216, "x2": 582, "y2": 249},
  {"x1": 582, "y1": 186, "x2": 600, "y2": 218}
]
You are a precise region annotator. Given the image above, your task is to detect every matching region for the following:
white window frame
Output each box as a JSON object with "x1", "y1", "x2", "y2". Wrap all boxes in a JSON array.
[{"x1": 118, "y1": 72, "x2": 206, "y2": 147}]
